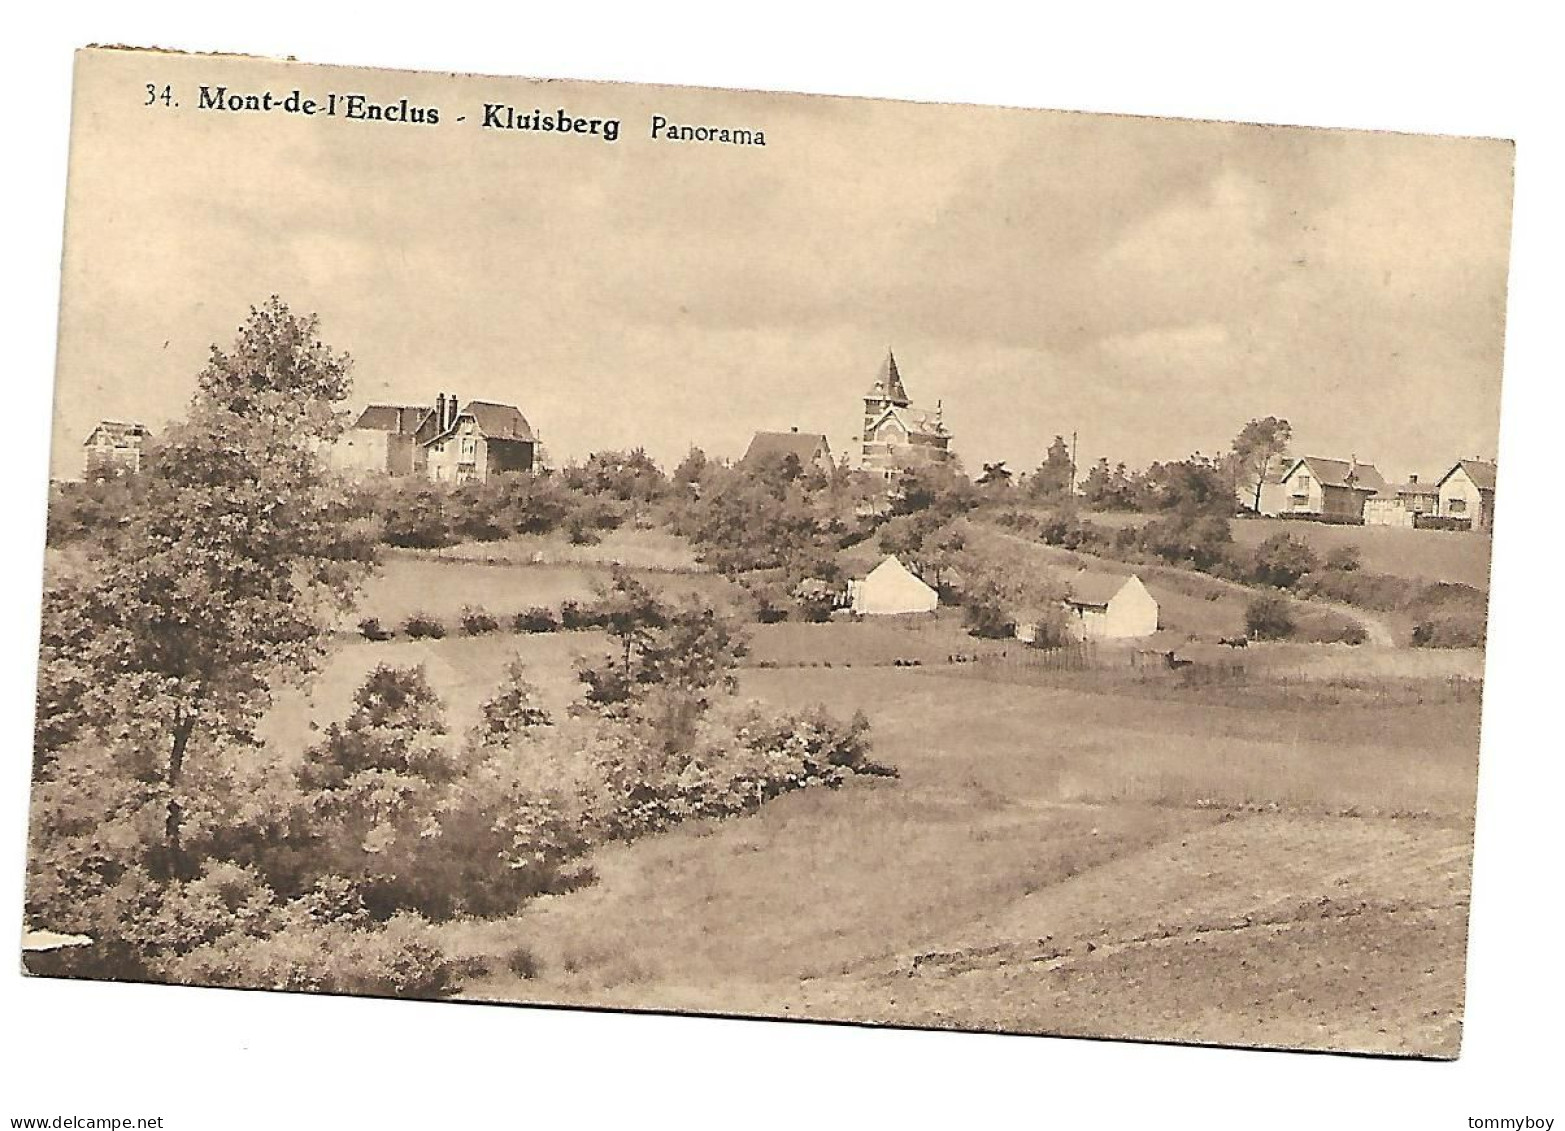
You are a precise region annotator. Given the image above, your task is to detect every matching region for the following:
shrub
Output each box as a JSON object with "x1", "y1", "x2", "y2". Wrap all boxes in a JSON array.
[
  {"x1": 1412, "y1": 613, "x2": 1486, "y2": 648},
  {"x1": 513, "y1": 607, "x2": 560, "y2": 633},
  {"x1": 505, "y1": 944, "x2": 542, "y2": 980},
  {"x1": 402, "y1": 612, "x2": 447, "y2": 640},
  {"x1": 358, "y1": 617, "x2": 393, "y2": 641},
  {"x1": 1245, "y1": 593, "x2": 1296, "y2": 640},
  {"x1": 459, "y1": 606, "x2": 500, "y2": 635},
  {"x1": 1324, "y1": 544, "x2": 1363, "y2": 572},
  {"x1": 1249, "y1": 533, "x2": 1320, "y2": 588},
  {"x1": 560, "y1": 599, "x2": 608, "y2": 631}
]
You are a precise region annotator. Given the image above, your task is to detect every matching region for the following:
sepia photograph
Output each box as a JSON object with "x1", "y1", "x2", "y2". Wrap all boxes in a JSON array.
[{"x1": 19, "y1": 38, "x2": 1522, "y2": 1076}]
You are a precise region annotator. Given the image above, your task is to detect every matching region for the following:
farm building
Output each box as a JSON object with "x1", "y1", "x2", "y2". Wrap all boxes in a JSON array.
[
  {"x1": 849, "y1": 555, "x2": 938, "y2": 616},
  {"x1": 1061, "y1": 571, "x2": 1159, "y2": 641},
  {"x1": 1364, "y1": 474, "x2": 1442, "y2": 527},
  {"x1": 1436, "y1": 459, "x2": 1497, "y2": 531},
  {"x1": 1273, "y1": 456, "x2": 1386, "y2": 521},
  {"x1": 83, "y1": 420, "x2": 151, "y2": 477},
  {"x1": 742, "y1": 429, "x2": 834, "y2": 476},
  {"x1": 859, "y1": 350, "x2": 953, "y2": 479}
]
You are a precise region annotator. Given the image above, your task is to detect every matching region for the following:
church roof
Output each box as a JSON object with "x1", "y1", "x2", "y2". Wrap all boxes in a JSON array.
[{"x1": 865, "y1": 349, "x2": 911, "y2": 406}]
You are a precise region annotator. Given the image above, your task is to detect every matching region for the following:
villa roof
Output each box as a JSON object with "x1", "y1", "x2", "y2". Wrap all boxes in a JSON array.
[
  {"x1": 1290, "y1": 456, "x2": 1387, "y2": 494},
  {"x1": 426, "y1": 400, "x2": 536, "y2": 445},
  {"x1": 83, "y1": 420, "x2": 150, "y2": 445},
  {"x1": 354, "y1": 404, "x2": 430, "y2": 434},
  {"x1": 743, "y1": 430, "x2": 831, "y2": 466},
  {"x1": 1438, "y1": 458, "x2": 1497, "y2": 492}
]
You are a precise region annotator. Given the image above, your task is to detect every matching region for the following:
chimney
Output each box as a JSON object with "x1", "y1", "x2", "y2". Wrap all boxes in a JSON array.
[
  {"x1": 1408, "y1": 473, "x2": 1418, "y2": 484},
  {"x1": 434, "y1": 393, "x2": 446, "y2": 430},
  {"x1": 445, "y1": 392, "x2": 458, "y2": 431}
]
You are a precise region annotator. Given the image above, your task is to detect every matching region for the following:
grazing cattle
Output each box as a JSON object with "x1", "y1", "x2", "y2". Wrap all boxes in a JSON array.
[{"x1": 1219, "y1": 636, "x2": 1249, "y2": 649}]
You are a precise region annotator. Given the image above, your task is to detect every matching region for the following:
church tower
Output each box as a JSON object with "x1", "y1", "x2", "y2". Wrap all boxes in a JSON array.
[{"x1": 863, "y1": 349, "x2": 911, "y2": 440}]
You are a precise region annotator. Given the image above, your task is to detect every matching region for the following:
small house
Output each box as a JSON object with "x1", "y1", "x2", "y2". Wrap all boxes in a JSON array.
[
  {"x1": 849, "y1": 555, "x2": 938, "y2": 616},
  {"x1": 1275, "y1": 456, "x2": 1386, "y2": 522},
  {"x1": 1062, "y1": 572, "x2": 1158, "y2": 641},
  {"x1": 1435, "y1": 459, "x2": 1497, "y2": 531},
  {"x1": 83, "y1": 420, "x2": 151, "y2": 477}
]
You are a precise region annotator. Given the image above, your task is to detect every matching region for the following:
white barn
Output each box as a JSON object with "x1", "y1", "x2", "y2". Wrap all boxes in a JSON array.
[
  {"x1": 850, "y1": 555, "x2": 938, "y2": 616},
  {"x1": 1063, "y1": 572, "x2": 1159, "y2": 640}
]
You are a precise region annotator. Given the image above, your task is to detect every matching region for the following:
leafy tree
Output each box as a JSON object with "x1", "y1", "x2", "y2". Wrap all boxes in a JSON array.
[
  {"x1": 1231, "y1": 417, "x2": 1293, "y2": 513},
  {"x1": 37, "y1": 298, "x2": 374, "y2": 876}
]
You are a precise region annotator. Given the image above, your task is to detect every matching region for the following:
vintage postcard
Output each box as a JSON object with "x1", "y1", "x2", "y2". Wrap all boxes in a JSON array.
[{"x1": 25, "y1": 46, "x2": 1512, "y2": 1057}]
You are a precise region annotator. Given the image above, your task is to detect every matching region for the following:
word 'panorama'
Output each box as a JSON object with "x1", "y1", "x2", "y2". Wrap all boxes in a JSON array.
[{"x1": 650, "y1": 115, "x2": 766, "y2": 146}]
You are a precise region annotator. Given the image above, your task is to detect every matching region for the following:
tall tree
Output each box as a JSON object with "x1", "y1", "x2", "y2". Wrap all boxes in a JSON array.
[
  {"x1": 1231, "y1": 417, "x2": 1293, "y2": 513},
  {"x1": 42, "y1": 298, "x2": 373, "y2": 875},
  {"x1": 1029, "y1": 435, "x2": 1075, "y2": 500}
]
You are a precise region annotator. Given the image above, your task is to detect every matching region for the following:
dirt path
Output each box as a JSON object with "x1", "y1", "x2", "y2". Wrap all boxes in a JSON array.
[{"x1": 1296, "y1": 593, "x2": 1397, "y2": 646}]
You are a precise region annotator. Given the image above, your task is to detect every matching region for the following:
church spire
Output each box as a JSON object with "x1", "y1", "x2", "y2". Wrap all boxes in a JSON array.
[{"x1": 866, "y1": 348, "x2": 911, "y2": 407}]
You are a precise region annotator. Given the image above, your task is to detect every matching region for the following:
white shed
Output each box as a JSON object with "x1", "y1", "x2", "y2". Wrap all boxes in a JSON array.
[
  {"x1": 1063, "y1": 572, "x2": 1158, "y2": 640},
  {"x1": 850, "y1": 555, "x2": 938, "y2": 616}
]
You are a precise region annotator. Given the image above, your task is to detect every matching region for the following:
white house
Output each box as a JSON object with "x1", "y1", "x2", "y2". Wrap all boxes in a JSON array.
[
  {"x1": 1062, "y1": 572, "x2": 1159, "y2": 641},
  {"x1": 1435, "y1": 459, "x2": 1497, "y2": 531},
  {"x1": 849, "y1": 555, "x2": 938, "y2": 616}
]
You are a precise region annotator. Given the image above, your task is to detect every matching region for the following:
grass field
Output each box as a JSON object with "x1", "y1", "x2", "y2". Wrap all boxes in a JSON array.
[
  {"x1": 421, "y1": 527, "x2": 706, "y2": 572},
  {"x1": 263, "y1": 551, "x2": 1480, "y2": 1055},
  {"x1": 350, "y1": 554, "x2": 741, "y2": 630},
  {"x1": 434, "y1": 663, "x2": 1477, "y2": 1055},
  {"x1": 1228, "y1": 517, "x2": 1493, "y2": 589}
]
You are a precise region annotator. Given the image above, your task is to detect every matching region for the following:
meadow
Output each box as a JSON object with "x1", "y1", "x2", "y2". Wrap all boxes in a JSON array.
[
  {"x1": 350, "y1": 553, "x2": 741, "y2": 630},
  {"x1": 1227, "y1": 517, "x2": 1493, "y2": 589},
  {"x1": 255, "y1": 547, "x2": 1481, "y2": 1055},
  {"x1": 438, "y1": 662, "x2": 1478, "y2": 1055}
]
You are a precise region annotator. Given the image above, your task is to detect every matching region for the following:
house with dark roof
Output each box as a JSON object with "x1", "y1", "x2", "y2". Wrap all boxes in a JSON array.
[
  {"x1": 859, "y1": 350, "x2": 953, "y2": 479},
  {"x1": 1273, "y1": 456, "x2": 1386, "y2": 522},
  {"x1": 742, "y1": 429, "x2": 833, "y2": 476},
  {"x1": 423, "y1": 398, "x2": 537, "y2": 483},
  {"x1": 1436, "y1": 459, "x2": 1497, "y2": 531},
  {"x1": 83, "y1": 420, "x2": 151, "y2": 477}
]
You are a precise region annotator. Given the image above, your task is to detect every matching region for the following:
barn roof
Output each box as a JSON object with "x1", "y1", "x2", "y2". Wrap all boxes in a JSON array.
[
  {"x1": 1289, "y1": 456, "x2": 1387, "y2": 493},
  {"x1": 1437, "y1": 458, "x2": 1497, "y2": 492},
  {"x1": 1062, "y1": 569, "x2": 1138, "y2": 607},
  {"x1": 743, "y1": 430, "x2": 831, "y2": 466},
  {"x1": 354, "y1": 404, "x2": 430, "y2": 434}
]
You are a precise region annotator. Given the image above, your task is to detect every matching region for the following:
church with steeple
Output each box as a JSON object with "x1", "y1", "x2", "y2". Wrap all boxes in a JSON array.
[{"x1": 859, "y1": 350, "x2": 953, "y2": 477}]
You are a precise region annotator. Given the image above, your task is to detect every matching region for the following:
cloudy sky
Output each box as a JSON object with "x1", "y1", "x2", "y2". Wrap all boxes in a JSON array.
[{"x1": 53, "y1": 48, "x2": 1513, "y2": 482}]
